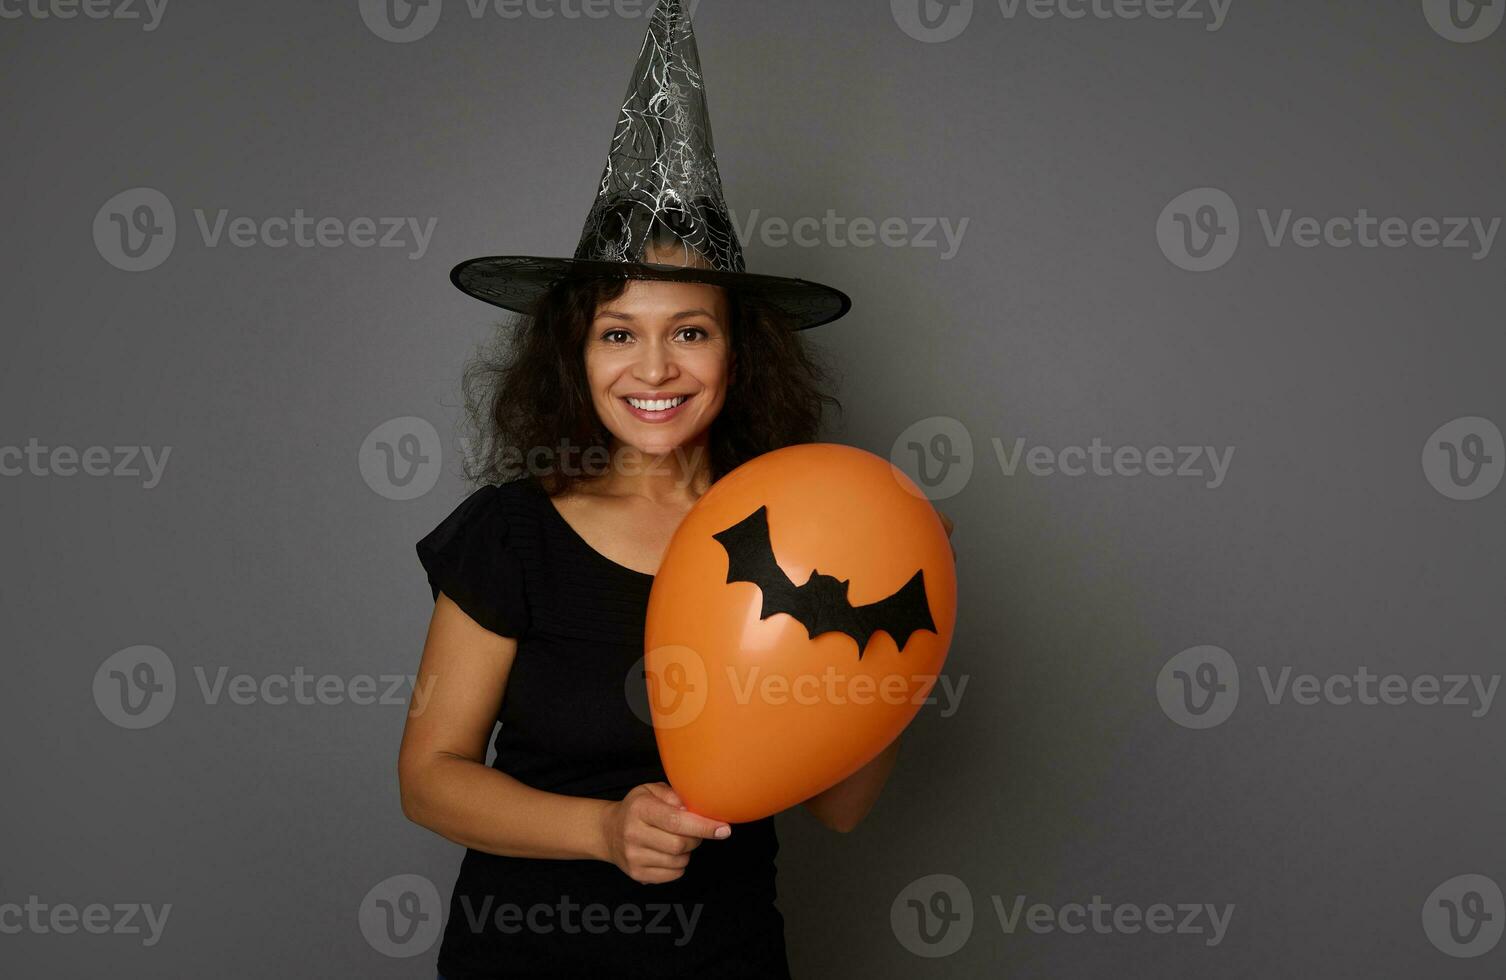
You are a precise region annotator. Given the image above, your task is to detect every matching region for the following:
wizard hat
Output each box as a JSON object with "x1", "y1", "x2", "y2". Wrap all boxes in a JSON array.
[{"x1": 450, "y1": 0, "x2": 851, "y2": 330}]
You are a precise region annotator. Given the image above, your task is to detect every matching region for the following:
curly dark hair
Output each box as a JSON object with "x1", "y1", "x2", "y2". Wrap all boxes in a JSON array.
[{"x1": 459, "y1": 273, "x2": 844, "y2": 495}]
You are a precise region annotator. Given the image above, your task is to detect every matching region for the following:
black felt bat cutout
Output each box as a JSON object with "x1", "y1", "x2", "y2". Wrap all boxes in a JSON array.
[{"x1": 710, "y1": 504, "x2": 937, "y2": 659}]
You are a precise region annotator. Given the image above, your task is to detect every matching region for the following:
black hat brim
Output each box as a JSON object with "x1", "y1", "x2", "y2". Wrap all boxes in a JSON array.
[{"x1": 451, "y1": 256, "x2": 851, "y2": 331}]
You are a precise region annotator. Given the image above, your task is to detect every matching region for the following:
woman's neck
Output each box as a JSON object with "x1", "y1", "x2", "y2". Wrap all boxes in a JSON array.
[{"x1": 585, "y1": 438, "x2": 712, "y2": 503}]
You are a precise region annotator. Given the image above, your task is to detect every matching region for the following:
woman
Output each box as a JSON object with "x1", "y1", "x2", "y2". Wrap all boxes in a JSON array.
[
  {"x1": 399, "y1": 3, "x2": 949, "y2": 975},
  {"x1": 399, "y1": 235, "x2": 920, "y2": 978}
]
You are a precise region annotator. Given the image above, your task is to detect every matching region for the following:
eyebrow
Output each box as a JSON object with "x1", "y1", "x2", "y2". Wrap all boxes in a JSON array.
[{"x1": 595, "y1": 308, "x2": 720, "y2": 323}]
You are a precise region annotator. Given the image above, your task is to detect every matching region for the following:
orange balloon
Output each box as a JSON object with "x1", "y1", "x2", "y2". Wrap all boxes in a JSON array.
[{"x1": 644, "y1": 443, "x2": 958, "y2": 823}]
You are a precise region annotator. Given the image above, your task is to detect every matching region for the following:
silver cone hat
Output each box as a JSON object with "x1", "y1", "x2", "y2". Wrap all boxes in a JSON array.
[
  {"x1": 573, "y1": 0, "x2": 741, "y2": 271},
  {"x1": 451, "y1": 0, "x2": 851, "y2": 330}
]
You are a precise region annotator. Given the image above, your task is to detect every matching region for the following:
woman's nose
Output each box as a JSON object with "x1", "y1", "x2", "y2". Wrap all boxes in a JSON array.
[{"x1": 634, "y1": 342, "x2": 676, "y2": 382}]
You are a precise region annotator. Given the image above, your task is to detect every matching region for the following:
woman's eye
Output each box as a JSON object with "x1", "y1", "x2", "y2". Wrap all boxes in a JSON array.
[{"x1": 599, "y1": 326, "x2": 709, "y2": 343}]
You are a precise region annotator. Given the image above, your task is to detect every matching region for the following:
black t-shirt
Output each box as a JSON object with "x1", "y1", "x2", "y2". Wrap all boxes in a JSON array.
[{"x1": 415, "y1": 475, "x2": 790, "y2": 979}]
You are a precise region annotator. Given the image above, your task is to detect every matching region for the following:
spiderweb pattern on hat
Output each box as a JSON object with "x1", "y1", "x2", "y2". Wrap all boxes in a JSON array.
[{"x1": 574, "y1": 0, "x2": 745, "y2": 273}]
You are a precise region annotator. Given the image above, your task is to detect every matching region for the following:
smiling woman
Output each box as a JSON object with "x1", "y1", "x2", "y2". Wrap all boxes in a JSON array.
[
  {"x1": 587, "y1": 261, "x2": 731, "y2": 440},
  {"x1": 458, "y1": 232, "x2": 843, "y2": 499},
  {"x1": 398, "y1": 263, "x2": 851, "y2": 977},
  {"x1": 396, "y1": 2, "x2": 879, "y2": 976}
]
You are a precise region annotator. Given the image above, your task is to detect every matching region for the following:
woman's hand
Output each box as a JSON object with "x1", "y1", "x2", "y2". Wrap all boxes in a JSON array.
[
  {"x1": 936, "y1": 507, "x2": 955, "y2": 558},
  {"x1": 599, "y1": 782, "x2": 732, "y2": 884}
]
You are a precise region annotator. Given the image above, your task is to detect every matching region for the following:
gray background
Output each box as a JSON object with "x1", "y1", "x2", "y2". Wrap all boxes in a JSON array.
[{"x1": 2, "y1": 0, "x2": 1503, "y2": 976}]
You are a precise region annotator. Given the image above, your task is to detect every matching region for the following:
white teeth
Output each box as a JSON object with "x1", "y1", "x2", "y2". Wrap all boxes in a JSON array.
[{"x1": 626, "y1": 395, "x2": 688, "y2": 412}]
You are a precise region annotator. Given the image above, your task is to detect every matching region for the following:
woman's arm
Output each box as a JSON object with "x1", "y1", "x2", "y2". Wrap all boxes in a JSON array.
[
  {"x1": 397, "y1": 593, "x2": 613, "y2": 861},
  {"x1": 800, "y1": 505, "x2": 954, "y2": 832},
  {"x1": 799, "y1": 733, "x2": 902, "y2": 832}
]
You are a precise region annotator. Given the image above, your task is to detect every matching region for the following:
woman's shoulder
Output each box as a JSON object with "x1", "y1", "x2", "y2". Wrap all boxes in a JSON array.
[
  {"x1": 454, "y1": 473, "x2": 545, "y2": 513},
  {"x1": 415, "y1": 476, "x2": 545, "y2": 637},
  {"x1": 418, "y1": 475, "x2": 546, "y2": 551},
  {"x1": 489, "y1": 473, "x2": 554, "y2": 528}
]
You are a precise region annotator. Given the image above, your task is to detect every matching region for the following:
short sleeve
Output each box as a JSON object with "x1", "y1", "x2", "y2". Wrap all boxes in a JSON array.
[{"x1": 416, "y1": 484, "x2": 530, "y2": 639}]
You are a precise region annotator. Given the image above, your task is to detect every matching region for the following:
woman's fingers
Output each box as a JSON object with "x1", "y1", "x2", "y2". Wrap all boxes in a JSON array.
[
  {"x1": 641, "y1": 781, "x2": 683, "y2": 808},
  {"x1": 640, "y1": 782, "x2": 731, "y2": 841},
  {"x1": 650, "y1": 801, "x2": 729, "y2": 840},
  {"x1": 618, "y1": 782, "x2": 729, "y2": 880},
  {"x1": 630, "y1": 844, "x2": 693, "y2": 872},
  {"x1": 935, "y1": 508, "x2": 956, "y2": 558},
  {"x1": 631, "y1": 822, "x2": 703, "y2": 857}
]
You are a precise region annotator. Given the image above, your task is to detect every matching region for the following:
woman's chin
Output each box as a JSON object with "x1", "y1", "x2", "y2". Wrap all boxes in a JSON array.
[
  {"x1": 609, "y1": 431, "x2": 706, "y2": 463},
  {"x1": 624, "y1": 439, "x2": 687, "y2": 459}
]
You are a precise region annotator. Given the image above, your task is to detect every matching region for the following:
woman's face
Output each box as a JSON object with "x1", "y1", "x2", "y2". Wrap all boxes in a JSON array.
[{"x1": 583, "y1": 275, "x2": 733, "y2": 463}]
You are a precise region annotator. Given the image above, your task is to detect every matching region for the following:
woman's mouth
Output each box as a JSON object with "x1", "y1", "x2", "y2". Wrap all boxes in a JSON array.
[{"x1": 622, "y1": 393, "x2": 694, "y2": 422}]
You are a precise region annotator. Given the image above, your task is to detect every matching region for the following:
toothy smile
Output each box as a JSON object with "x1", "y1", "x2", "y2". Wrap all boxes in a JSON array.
[{"x1": 624, "y1": 395, "x2": 689, "y2": 411}]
